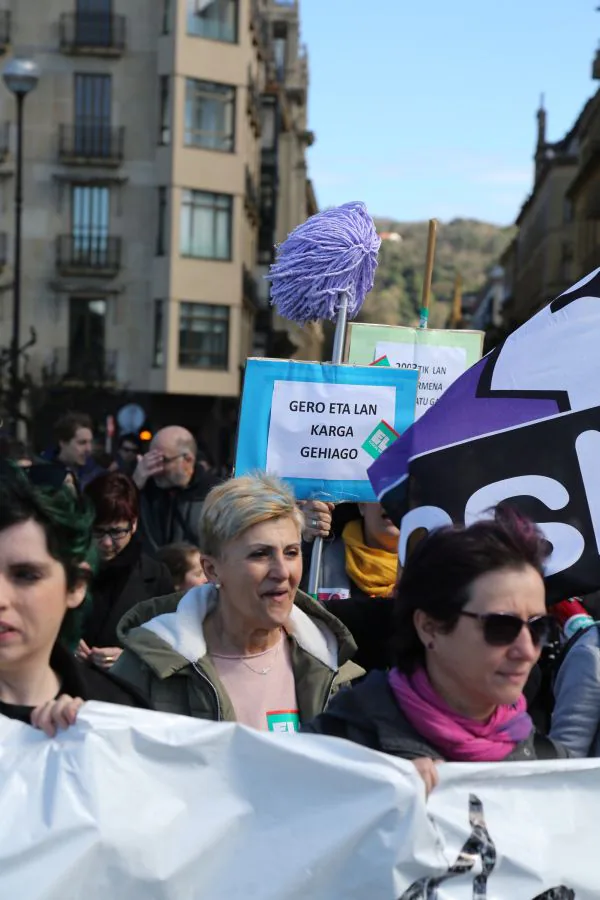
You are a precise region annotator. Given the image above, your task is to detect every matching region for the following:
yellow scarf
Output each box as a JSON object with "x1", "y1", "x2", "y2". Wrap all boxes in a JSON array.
[{"x1": 342, "y1": 520, "x2": 398, "y2": 597}]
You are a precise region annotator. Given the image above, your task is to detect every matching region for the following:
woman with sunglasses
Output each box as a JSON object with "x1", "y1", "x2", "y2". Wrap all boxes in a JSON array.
[
  {"x1": 305, "y1": 509, "x2": 568, "y2": 788},
  {"x1": 77, "y1": 473, "x2": 173, "y2": 670}
]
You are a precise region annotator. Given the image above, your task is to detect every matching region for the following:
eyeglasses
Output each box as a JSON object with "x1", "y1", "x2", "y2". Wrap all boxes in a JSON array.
[
  {"x1": 120, "y1": 445, "x2": 138, "y2": 454},
  {"x1": 93, "y1": 525, "x2": 132, "y2": 544},
  {"x1": 161, "y1": 453, "x2": 186, "y2": 465},
  {"x1": 459, "y1": 610, "x2": 556, "y2": 648}
]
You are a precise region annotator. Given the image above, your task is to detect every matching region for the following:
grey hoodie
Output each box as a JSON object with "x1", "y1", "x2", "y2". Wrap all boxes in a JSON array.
[{"x1": 551, "y1": 624, "x2": 600, "y2": 757}]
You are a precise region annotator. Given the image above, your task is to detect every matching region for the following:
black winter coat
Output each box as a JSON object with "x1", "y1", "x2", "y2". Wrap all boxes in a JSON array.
[
  {"x1": 84, "y1": 540, "x2": 174, "y2": 649},
  {"x1": 303, "y1": 670, "x2": 569, "y2": 761},
  {"x1": 0, "y1": 643, "x2": 149, "y2": 724},
  {"x1": 302, "y1": 536, "x2": 395, "y2": 672},
  {"x1": 138, "y1": 466, "x2": 219, "y2": 555}
]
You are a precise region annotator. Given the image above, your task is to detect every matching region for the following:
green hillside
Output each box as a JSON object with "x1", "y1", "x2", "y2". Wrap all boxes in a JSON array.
[{"x1": 361, "y1": 218, "x2": 516, "y2": 328}]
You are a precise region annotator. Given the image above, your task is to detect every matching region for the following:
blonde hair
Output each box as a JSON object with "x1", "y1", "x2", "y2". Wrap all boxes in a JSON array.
[{"x1": 199, "y1": 473, "x2": 304, "y2": 558}]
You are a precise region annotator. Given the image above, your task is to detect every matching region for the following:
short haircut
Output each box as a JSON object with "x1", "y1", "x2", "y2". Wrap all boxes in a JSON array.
[
  {"x1": 157, "y1": 542, "x2": 200, "y2": 586},
  {"x1": 0, "y1": 436, "x2": 32, "y2": 462},
  {"x1": 84, "y1": 472, "x2": 139, "y2": 524},
  {"x1": 0, "y1": 470, "x2": 96, "y2": 649},
  {"x1": 118, "y1": 432, "x2": 141, "y2": 451},
  {"x1": 54, "y1": 411, "x2": 93, "y2": 444},
  {"x1": 393, "y1": 507, "x2": 550, "y2": 673},
  {"x1": 199, "y1": 473, "x2": 303, "y2": 558}
]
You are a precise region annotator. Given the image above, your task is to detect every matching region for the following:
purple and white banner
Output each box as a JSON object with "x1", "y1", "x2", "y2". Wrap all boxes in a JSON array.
[{"x1": 368, "y1": 268, "x2": 600, "y2": 602}]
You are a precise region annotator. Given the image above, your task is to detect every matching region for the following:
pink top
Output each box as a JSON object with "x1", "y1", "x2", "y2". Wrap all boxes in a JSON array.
[{"x1": 210, "y1": 631, "x2": 300, "y2": 732}]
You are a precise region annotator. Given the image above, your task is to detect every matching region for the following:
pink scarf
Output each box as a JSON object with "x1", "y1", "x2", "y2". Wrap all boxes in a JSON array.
[{"x1": 388, "y1": 667, "x2": 533, "y2": 762}]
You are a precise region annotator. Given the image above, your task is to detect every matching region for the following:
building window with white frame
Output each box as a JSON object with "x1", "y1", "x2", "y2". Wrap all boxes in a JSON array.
[
  {"x1": 185, "y1": 79, "x2": 235, "y2": 152},
  {"x1": 180, "y1": 190, "x2": 232, "y2": 260},
  {"x1": 179, "y1": 301, "x2": 229, "y2": 369},
  {"x1": 187, "y1": 0, "x2": 238, "y2": 44}
]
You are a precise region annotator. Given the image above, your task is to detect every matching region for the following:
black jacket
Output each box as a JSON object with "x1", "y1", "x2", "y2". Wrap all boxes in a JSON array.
[
  {"x1": 138, "y1": 466, "x2": 219, "y2": 554},
  {"x1": 303, "y1": 670, "x2": 568, "y2": 761},
  {"x1": 302, "y1": 535, "x2": 395, "y2": 672},
  {"x1": 0, "y1": 643, "x2": 149, "y2": 724},
  {"x1": 84, "y1": 540, "x2": 174, "y2": 648}
]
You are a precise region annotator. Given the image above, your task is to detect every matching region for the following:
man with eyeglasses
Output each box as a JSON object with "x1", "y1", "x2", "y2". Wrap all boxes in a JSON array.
[
  {"x1": 115, "y1": 433, "x2": 142, "y2": 478},
  {"x1": 133, "y1": 425, "x2": 219, "y2": 554}
]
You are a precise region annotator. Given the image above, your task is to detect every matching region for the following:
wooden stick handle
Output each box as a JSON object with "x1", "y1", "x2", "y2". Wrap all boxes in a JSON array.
[{"x1": 419, "y1": 218, "x2": 438, "y2": 329}]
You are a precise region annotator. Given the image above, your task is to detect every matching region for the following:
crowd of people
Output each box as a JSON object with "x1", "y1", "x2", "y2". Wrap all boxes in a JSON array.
[{"x1": 2, "y1": 410, "x2": 600, "y2": 792}]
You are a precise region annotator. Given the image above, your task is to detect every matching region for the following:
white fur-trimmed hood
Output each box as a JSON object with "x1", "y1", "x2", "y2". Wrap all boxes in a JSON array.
[{"x1": 140, "y1": 582, "x2": 342, "y2": 671}]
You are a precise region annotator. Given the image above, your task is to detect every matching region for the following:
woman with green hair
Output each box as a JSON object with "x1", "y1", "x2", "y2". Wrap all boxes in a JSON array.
[{"x1": 0, "y1": 469, "x2": 146, "y2": 735}]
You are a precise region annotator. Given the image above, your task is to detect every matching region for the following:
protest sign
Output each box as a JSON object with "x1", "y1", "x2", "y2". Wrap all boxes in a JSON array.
[
  {"x1": 368, "y1": 267, "x2": 600, "y2": 602},
  {"x1": 0, "y1": 704, "x2": 594, "y2": 899},
  {"x1": 235, "y1": 358, "x2": 417, "y2": 501},
  {"x1": 346, "y1": 323, "x2": 483, "y2": 418}
]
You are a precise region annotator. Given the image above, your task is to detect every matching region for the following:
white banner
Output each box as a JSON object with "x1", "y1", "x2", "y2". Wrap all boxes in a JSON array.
[{"x1": 0, "y1": 704, "x2": 592, "y2": 899}]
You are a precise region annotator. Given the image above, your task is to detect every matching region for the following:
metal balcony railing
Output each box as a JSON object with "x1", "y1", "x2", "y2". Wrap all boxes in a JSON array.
[
  {"x1": 44, "y1": 346, "x2": 118, "y2": 385},
  {"x1": 56, "y1": 235, "x2": 122, "y2": 276},
  {"x1": 59, "y1": 12, "x2": 126, "y2": 56},
  {"x1": 244, "y1": 166, "x2": 260, "y2": 223},
  {"x1": 0, "y1": 10, "x2": 10, "y2": 52},
  {"x1": 247, "y1": 67, "x2": 262, "y2": 136},
  {"x1": 243, "y1": 264, "x2": 262, "y2": 310},
  {"x1": 0, "y1": 121, "x2": 9, "y2": 162},
  {"x1": 0, "y1": 232, "x2": 7, "y2": 268},
  {"x1": 58, "y1": 123, "x2": 124, "y2": 165}
]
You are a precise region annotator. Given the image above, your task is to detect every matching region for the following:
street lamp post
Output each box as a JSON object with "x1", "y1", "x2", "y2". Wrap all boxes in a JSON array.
[{"x1": 2, "y1": 58, "x2": 40, "y2": 436}]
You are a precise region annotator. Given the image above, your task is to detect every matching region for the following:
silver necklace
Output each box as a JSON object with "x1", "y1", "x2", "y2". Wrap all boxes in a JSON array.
[{"x1": 239, "y1": 634, "x2": 283, "y2": 676}]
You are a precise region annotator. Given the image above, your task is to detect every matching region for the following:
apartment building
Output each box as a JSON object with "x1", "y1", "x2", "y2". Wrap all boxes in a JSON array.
[{"x1": 0, "y1": 0, "x2": 318, "y2": 462}]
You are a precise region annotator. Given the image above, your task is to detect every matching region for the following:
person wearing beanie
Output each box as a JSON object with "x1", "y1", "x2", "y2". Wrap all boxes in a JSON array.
[{"x1": 550, "y1": 598, "x2": 600, "y2": 757}]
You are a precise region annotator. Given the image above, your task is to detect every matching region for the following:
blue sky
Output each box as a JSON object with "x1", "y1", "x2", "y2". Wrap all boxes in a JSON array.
[{"x1": 301, "y1": 0, "x2": 598, "y2": 225}]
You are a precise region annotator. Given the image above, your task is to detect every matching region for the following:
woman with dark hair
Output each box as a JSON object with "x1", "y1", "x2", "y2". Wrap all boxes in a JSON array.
[
  {"x1": 78, "y1": 473, "x2": 173, "y2": 670},
  {"x1": 0, "y1": 471, "x2": 146, "y2": 735},
  {"x1": 305, "y1": 510, "x2": 568, "y2": 786}
]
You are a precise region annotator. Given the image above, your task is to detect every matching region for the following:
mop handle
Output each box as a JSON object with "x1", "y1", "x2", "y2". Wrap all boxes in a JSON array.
[
  {"x1": 419, "y1": 218, "x2": 438, "y2": 329},
  {"x1": 307, "y1": 291, "x2": 349, "y2": 598}
]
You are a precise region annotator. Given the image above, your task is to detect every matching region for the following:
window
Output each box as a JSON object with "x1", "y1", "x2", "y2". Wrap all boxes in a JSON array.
[
  {"x1": 180, "y1": 190, "x2": 232, "y2": 260},
  {"x1": 156, "y1": 187, "x2": 167, "y2": 256},
  {"x1": 185, "y1": 79, "x2": 235, "y2": 152},
  {"x1": 187, "y1": 0, "x2": 238, "y2": 43},
  {"x1": 75, "y1": 0, "x2": 113, "y2": 48},
  {"x1": 179, "y1": 302, "x2": 229, "y2": 369},
  {"x1": 68, "y1": 297, "x2": 107, "y2": 379},
  {"x1": 161, "y1": 0, "x2": 172, "y2": 33},
  {"x1": 153, "y1": 300, "x2": 164, "y2": 367},
  {"x1": 159, "y1": 76, "x2": 171, "y2": 145},
  {"x1": 74, "y1": 73, "x2": 111, "y2": 157},
  {"x1": 71, "y1": 185, "x2": 110, "y2": 263}
]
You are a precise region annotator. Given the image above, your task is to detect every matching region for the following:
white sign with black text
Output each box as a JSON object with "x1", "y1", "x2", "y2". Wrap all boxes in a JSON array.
[
  {"x1": 375, "y1": 340, "x2": 467, "y2": 418},
  {"x1": 266, "y1": 379, "x2": 397, "y2": 481}
]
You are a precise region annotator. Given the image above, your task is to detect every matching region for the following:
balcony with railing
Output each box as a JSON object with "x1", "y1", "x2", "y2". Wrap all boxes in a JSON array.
[
  {"x1": 0, "y1": 232, "x2": 7, "y2": 269},
  {"x1": 0, "y1": 121, "x2": 9, "y2": 163},
  {"x1": 59, "y1": 12, "x2": 126, "y2": 56},
  {"x1": 56, "y1": 235, "x2": 122, "y2": 277},
  {"x1": 245, "y1": 166, "x2": 260, "y2": 224},
  {"x1": 58, "y1": 123, "x2": 124, "y2": 166},
  {"x1": 43, "y1": 346, "x2": 118, "y2": 385},
  {"x1": 0, "y1": 10, "x2": 10, "y2": 54},
  {"x1": 247, "y1": 67, "x2": 262, "y2": 137},
  {"x1": 243, "y1": 264, "x2": 264, "y2": 311}
]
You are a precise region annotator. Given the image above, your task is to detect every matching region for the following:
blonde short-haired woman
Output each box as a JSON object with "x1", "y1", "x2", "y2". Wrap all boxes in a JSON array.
[{"x1": 112, "y1": 474, "x2": 363, "y2": 730}]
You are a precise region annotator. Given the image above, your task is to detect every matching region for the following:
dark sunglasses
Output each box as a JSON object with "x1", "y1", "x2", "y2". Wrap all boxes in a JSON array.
[{"x1": 459, "y1": 610, "x2": 556, "y2": 648}]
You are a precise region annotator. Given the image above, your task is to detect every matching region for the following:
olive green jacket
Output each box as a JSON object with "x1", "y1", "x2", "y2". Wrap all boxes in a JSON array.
[{"x1": 112, "y1": 584, "x2": 364, "y2": 723}]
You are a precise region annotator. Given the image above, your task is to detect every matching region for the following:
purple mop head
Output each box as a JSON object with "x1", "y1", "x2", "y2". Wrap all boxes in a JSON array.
[{"x1": 267, "y1": 201, "x2": 381, "y2": 323}]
